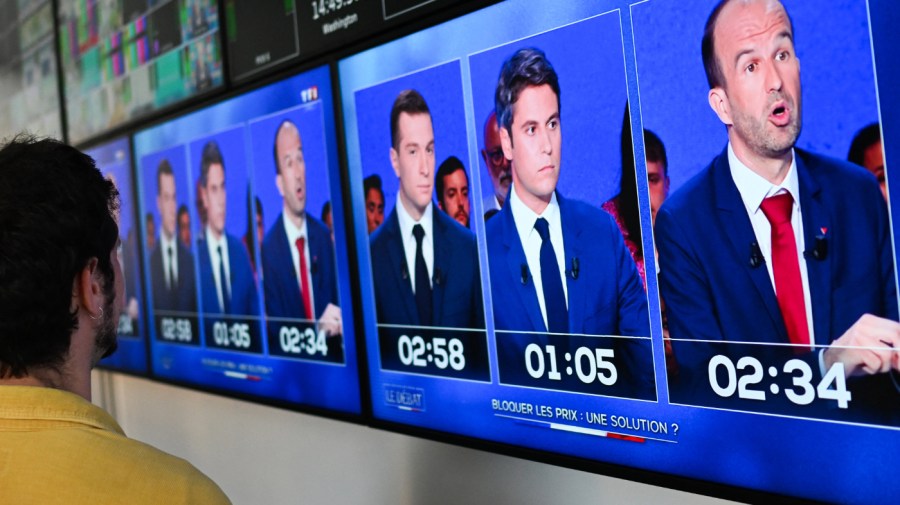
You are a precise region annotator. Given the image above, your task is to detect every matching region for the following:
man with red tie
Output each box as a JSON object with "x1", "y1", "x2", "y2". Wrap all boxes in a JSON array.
[
  {"x1": 656, "y1": 0, "x2": 900, "y2": 422},
  {"x1": 261, "y1": 120, "x2": 342, "y2": 336}
]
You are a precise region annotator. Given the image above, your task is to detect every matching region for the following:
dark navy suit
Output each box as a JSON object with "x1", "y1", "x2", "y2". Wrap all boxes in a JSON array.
[
  {"x1": 370, "y1": 205, "x2": 484, "y2": 329},
  {"x1": 486, "y1": 192, "x2": 654, "y2": 399},
  {"x1": 149, "y1": 237, "x2": 197, "y2": 313},
  {"x1": 656, "y1": 147, "x2": 899, "y2": 422},
  {"x1": 261, "y1": 213, "x2": 337, "y2": 319},
  {"x1": 198, "y1": 233, "x2": 260, "y2": 315}
]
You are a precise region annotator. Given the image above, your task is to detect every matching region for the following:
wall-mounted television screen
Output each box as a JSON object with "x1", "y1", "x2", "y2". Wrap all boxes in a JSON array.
[
  {"x1": 58, "y1": 0, "x2": 224, "y2": 144},
  {"x1": 0, "y1": 0, "x2": 62, "y2": 139},
  {"x1": 85, "y1": 136, "x2": 149, "y2": 375},
  {"x1": 133, "y1": 64, "x2": 361, "y2": 415},
  {"x1": 224, "y1": 0, "x2": 491, "y2": 83},
  {"x1": 339, "y1": 0, "x2": 900, "y2": 501}
]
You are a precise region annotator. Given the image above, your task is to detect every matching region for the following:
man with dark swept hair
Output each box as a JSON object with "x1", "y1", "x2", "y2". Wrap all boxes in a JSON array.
[
  {"x1": 390, "y1": 88, "x2": 430, "y2": 149},
  {"x1": 656, "y1": 0, "x2": 899, "y2": 422},
  {"x1": 370, "y1": 88, "x2": 484, "y2": 330},
  {"x1": 0, "y1": 136, "x2": 230, "y2": 504},
  {"x1": 485, "y1": 47, "x2": 654, "y2": 400},
  {"x1": 149, "y1": 157, "x2": 197, "y2": 313},
  {"x1": 197, "y1": 139, "x2": 259, "y2": 316}
]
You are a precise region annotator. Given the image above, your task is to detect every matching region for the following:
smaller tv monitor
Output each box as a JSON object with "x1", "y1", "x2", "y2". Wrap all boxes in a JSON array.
[
  {"x1": 85, "y1": 136, "x2": 149, "y2": 375},
  {"x1": 133, "y1": 64, "x2": 361, "y2": 415}
]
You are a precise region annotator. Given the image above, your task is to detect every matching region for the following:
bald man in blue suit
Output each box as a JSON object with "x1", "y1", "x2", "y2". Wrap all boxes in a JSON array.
[
  {"x1": 656, "y1": 0, "x2": 899, "y2": 423},
  {"x1": 485, "y1": 48, "x2": 654, "y2": 400},
  {"x1": 262, "y1": 119, "x2": 342, "y2": 341}
]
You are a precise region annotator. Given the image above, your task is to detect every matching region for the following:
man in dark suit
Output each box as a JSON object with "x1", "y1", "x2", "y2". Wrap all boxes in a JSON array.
[
  {"x1": 370, "y1": 89, "x2": 483, "y2": 329},
  {"x1": 196, "y1": 141, "x2": 259, "y2": 316},
  {"x1": 655, "y1": 0, "x2": 900, "y2": 422},
  {"x1": 149, "y1": 159, "x2": 197, "y2": 313},
  {"x1": 261, "y1": 119, "x2": 342, "y2": 336},
  {"x1": 485, "y1": 48, "x2": 653, "y2": 399}
]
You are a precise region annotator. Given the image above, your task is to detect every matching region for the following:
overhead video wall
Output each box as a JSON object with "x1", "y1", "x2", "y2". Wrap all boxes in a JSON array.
[{"x1": 0, "y1": 0, "x2": 895, "y2": 502}]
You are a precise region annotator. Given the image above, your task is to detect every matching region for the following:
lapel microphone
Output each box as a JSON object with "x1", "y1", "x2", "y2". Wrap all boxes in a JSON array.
[
  {"x1": 401, "y1": 260, "x2": 409, "y2": 281},
  {"x1": 521, "y1": 264, "x2": 529, "y2": 285},
  {"x1": 749, "y1": 242, "x2": 764, "y2": 268},
  {"x1": 804, "y1": 234, "x2": 828, "y2": 261},
  {"x1": 567, "y1": 257, "x2": 579, "y2": 280},
  {"x1": 311, "y1": 256, "x2": 319, "y2": 274}
]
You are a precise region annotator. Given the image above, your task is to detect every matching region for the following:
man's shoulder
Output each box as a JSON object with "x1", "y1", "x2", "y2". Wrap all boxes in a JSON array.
[
  {"x1": 262, "y1": 214, "x2": 285, "y2": 250},
  {"x1": 558, "y1": 193, "x2": 622, "y2": 238},
  {"x1": 798, "y1": 148, "x2": 880, "y2": 190},
  {"x1": 370, "y1": 208, "x2": 399, "y2": 250},
  {"x1": 306, "y1": 214, "x2": 332, "y2": 244},
  {"x1": 433, "y1": 207, "x2": 477, "y2": 247},
  {"x1": 101, "y1": 436, "x2": 231, "y2": 504}
]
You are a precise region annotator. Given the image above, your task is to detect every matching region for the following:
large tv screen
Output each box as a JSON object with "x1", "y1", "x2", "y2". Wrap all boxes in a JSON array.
[
  {"x1": 133, "y1": 64, "x2": 361, "y2": 415},
  {"x1": 0, "y1": 0, "x2": 62, "y2": 139},
  {"x1": 85, "y1": 136, "x2": 149, "y2": 375},
  {"x1": 58, "y1": 0, "x2": 224, "y2": 144},
  {"x1": 339, "y1": 0, "x2": 900, "y2": 501}
]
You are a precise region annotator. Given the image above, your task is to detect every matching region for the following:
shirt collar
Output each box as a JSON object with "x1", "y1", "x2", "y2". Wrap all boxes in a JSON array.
[
  {"x1": 728, "y1": 142, "x2": 800, "y2": 215},
  {"x1": 395, "y1": 194, "x2": 433, "y2": 242},
  {"x1": 159, "y1": 230, "x2": 176, "y2": 253},
  {"x1": 205, "y1": 226, "x2": 227, "y2": 249},
  {"x1": 0, "y1": 385, "x2": 124, "y2": 435},
  {"x1": 509, "y1": 183, "x2": 560, "y2": 239},
  {"x1": 282, "y1": 212, "x2": 308, "y2": 245}
]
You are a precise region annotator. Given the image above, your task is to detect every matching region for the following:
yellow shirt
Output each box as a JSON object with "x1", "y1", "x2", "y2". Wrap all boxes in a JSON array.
[{"x1": 0, "y1": 385, "x2": 231, "y2": 505}]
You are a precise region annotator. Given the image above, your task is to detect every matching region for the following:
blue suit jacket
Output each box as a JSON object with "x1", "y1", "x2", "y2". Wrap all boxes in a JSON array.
[
  {"x1": 370, "y1": 204, "x2": 484, "y2": 329},
  {"x1": 656, "y1": 147, "x2": 898, "y2": 421},
  {"x1": 486, "y1": 192, "x2": 654, "y2": 398},
  {"x1": 197, "y1": 233, "x2": 260, "y2": 316},
  {"x1": 149, "y1": 237, "x2": 197, "y2": 313},
  {"x1": 261, "y1": 213, "x2": 337, "y2": 319}
]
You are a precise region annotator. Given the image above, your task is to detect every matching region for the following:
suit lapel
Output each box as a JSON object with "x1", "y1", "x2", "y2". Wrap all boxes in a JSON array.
[
  {"x1": 431, "y1": 212, "x2": 447, "y2": 326},
  {"x1": 275, "y1": 215, "x2": 302, "y2": 308},
  {"x1": 499, "y1": 201, "x2": 546, "y2": 332},
  {"x1": 384, "y1": 209, "x2": 419, "y2": 324},
  {"x1": 796, "y1": 152, "x2": 832, "y2": 345},
  {"x1": 558, "y1": 194, "x2": 585, "y2": 333},
  {"x1": 713, "y1": 150, "x2": 788, "y2": 342}
]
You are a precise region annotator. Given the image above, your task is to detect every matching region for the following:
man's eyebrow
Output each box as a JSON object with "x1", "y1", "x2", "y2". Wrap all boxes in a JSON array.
[{"x1": 775, "y1": 30, "x2": 793, "y2": 44}]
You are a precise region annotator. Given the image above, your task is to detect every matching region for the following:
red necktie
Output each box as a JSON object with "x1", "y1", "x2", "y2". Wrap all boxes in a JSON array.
[
  {"x1": 759, "y1": 193, "x2": 810, "y2": 352},
  {"x1": 295, "y1": 237, "x2": 313, "y2": 320}
]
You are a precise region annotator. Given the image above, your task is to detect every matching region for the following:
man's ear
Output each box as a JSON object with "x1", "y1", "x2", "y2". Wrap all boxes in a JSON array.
[
  {"x1": 390, "y1": 147, "x2": 400, "y2": 178},
  {"x1": 275, "y1": 173, "x2": 285, "y2": 198},
  {"x1": 499, "y1": 127, "x2": 513, "y2": 161},
  {"x1": 74, "y1": 257, "x2": 103, "y2": 319},
  {"x1": 708, "y1": 87, "x2": 732, "y2": 126}
]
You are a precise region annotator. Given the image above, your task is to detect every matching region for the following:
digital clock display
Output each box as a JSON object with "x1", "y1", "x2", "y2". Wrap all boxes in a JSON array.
[{"x1": 378, "y1": 327, "x2": 490, "y2": 381}]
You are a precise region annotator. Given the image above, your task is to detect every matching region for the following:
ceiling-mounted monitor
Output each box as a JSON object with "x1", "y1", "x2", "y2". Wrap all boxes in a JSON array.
[{"x1": 338, "y1": 0, "x2": 900, "y2": 502}]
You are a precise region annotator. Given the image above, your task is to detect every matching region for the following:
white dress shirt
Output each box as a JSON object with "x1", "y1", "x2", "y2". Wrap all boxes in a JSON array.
[
  {"x1": 159, "y1": 232, "x2": 179, "y2": 290},
  {"x1": 205, "y1": 227, "x2": 231, "y2": 312},
  {"x1": 728, "y1": 143, "x2": 815, "y2": 346},
  {"x1": 283, "y1": 213, "x2": 316, "y2": 316},
  {"x1": 509, "y1": 184, "x2": 568, "y2": 330},
  {"x1": 395, "y1": 195, "x2": 434, "y2": 293}
]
